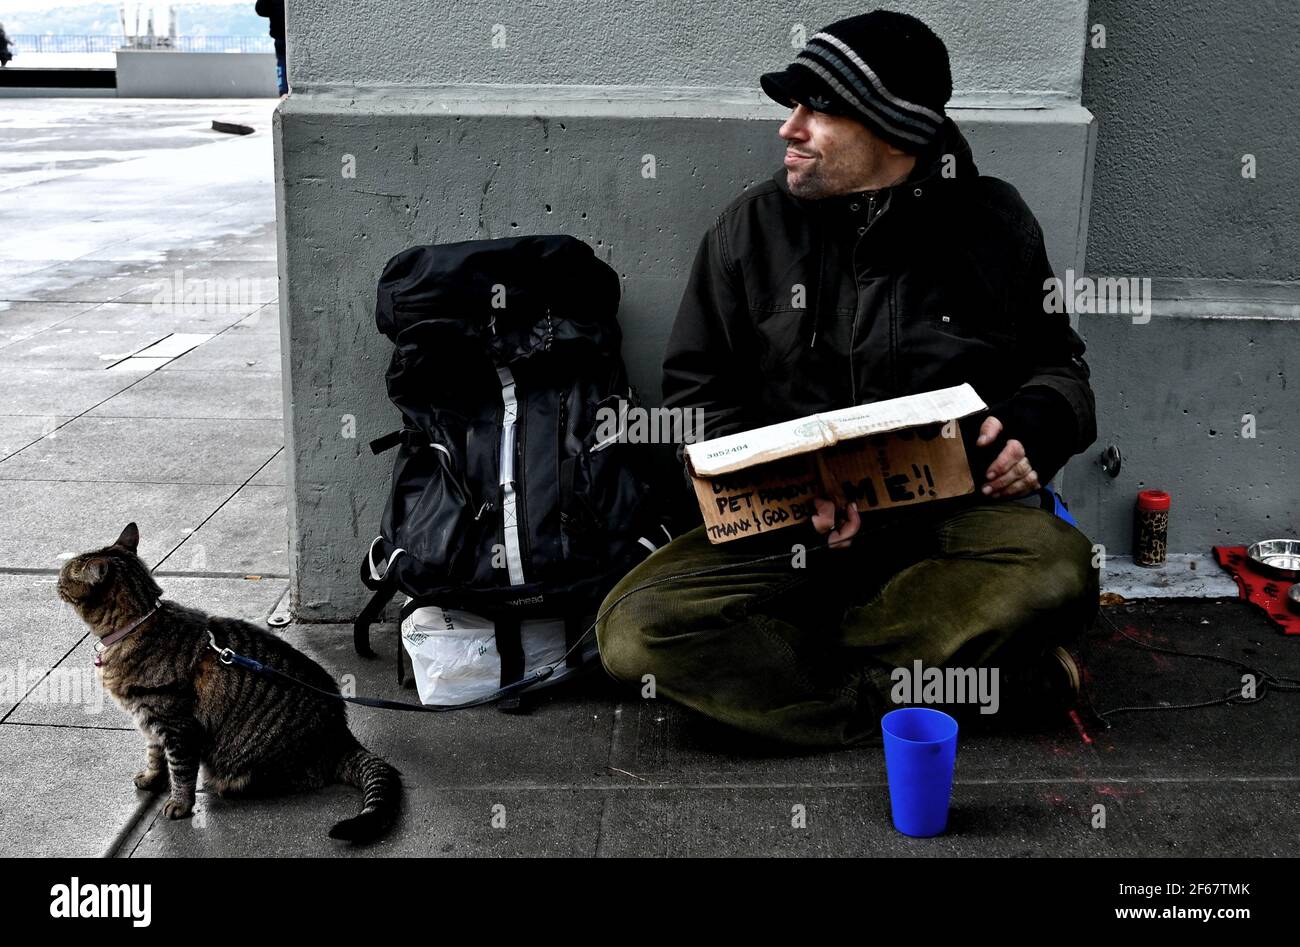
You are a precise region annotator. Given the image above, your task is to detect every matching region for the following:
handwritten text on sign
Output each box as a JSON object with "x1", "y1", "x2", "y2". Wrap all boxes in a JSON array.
[{"x1": 692, "y1": 423, "x2": 974, "y2": 543}]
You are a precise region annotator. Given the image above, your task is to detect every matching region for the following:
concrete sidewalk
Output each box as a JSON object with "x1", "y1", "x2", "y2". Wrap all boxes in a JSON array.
[
  {"x1": 2, "y1": 100, "x2": 1298, "y2": 858},
  {"x1": 0, "y1": 99, "x2": 285, "y2": 856}
]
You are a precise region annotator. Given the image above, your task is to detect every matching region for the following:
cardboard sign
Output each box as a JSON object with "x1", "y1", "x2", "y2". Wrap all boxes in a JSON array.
[{"x1": 685, "y1": 384, "x2": 987, "y2": 544}]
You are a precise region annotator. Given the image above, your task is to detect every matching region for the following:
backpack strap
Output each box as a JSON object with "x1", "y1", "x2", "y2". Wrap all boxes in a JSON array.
[
  {"x1": 495, "y1": 365, "x2": 527, "y2": 587},
  {"x1": 496, "y1": 614, "x2": 525, "y2": 686},
  {"x1": 494, "y1": 614, "x2": 529, "y2": 714},
  {"x1": 355, "y1": 538, "x2": 406, "y2": 657},
  {"x1": 362, "y1": 535, "x2": 406, "y2": 588},
  {"x1": 369, "y1": 429, "x2": 405, "y2": 454},
  {"x1": 354, "y1": 578, "x2": 397, "y2": 658},
  {"x1": 370, "y1": 428, "x2": 454, "y2": 459}
]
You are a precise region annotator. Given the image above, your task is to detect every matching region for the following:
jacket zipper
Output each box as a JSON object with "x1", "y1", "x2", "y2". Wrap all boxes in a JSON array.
[
  {"x1": 557, "y1": 393, "x2": 569, "y2": 561},
  {"x1": 848, "y1": 191, "x2": 889, "y2": 405}
]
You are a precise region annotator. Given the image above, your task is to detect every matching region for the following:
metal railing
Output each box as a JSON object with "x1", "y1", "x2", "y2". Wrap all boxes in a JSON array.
[{"x1": 7, "y1": 34, "x2": 274, "y2": 54}]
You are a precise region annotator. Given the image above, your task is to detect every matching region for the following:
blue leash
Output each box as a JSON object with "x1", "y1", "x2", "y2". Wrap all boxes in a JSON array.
[
  {"x1": 206, "y1": 491, "x2": 1079, "y2": 714},
  {"x1": 206, "y1": 629, "x2": 552, "y2": 712}
]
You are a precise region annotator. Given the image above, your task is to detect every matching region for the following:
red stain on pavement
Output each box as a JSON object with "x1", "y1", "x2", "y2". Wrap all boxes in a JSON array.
[
  {"x1": 1095, "y1": 784, "x2": 1145, "y2": 799},
  {"x1": 1106, "y1": 622, "x2": 1173, "y2": 669},
  {"x1": 1068, "y1": 709, "x2": 1093, "y2": 745}
]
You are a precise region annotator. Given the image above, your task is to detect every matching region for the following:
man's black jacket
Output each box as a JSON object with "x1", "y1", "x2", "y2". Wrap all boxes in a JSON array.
[{"x1": 662, "y1": 117, "x2": 1096, "y2": 490}]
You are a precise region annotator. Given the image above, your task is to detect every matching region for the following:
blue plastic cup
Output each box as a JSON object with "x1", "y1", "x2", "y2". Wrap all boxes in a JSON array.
[{"x1": 881, "y1": 707, "x2": 959, "y2": 837}]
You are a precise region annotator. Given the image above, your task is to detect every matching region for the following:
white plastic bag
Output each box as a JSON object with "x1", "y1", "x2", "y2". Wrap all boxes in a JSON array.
[{"x1": 400, "y1": 601, "x2": 596, "y2": 706}]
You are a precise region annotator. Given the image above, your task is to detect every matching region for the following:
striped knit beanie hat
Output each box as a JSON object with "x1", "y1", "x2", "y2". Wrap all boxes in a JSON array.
[{"x1": 760, "y1": 10, "x2": 952, "y2": 153}]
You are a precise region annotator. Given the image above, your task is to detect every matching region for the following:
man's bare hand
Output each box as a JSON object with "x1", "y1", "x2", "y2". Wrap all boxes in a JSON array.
[
  {"x1": 975, "y1": 415, "x2": 1040, "y2": 498},
  {"x1": 811, "y1": 497, "x2": 860, "y2": 549}
]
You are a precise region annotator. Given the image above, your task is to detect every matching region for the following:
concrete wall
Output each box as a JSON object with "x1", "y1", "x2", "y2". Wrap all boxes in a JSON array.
[
  {"x1": 1077, "y1": 295, "x2": 1299, "y2": 555},
  {"x1": 276, "y1": 1, "x2": 1098, "y2": 620},
  {"x1": 1072, "y1": 0, "x2": 1300, "y2": 557},
  {"x1": 288, "y1": 0, "x2": 1088, "y2": 99},
  {"x1": 116, "y1": 51, "x2": 278, "y2": 98},
  {"x1": 1082, "y1": 0, "x2": 1299, "y2": 281}
]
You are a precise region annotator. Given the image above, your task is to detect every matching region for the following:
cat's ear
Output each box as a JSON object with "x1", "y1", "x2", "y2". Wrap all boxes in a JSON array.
[
  {"x1": 78, "y1": 558, "x2": 108, "y2": 585},
  {"x1": 114, "y1": 522, "x2": 140, "y2": 553}
]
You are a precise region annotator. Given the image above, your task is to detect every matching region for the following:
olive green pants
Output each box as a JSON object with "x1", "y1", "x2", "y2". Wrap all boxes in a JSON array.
[{"x1": 595, "y1": 496, "x2": 1100, "y2": 747}]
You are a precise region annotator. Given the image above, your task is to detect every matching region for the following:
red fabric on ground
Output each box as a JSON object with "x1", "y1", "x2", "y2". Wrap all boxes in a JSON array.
[{"x1": 1213, "y1": 546, "x2": 1300, "y2": 635}]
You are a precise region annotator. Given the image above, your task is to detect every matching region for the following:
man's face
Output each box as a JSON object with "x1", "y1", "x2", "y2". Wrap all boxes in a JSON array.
[{"x1": 779, "y1": 103, "x2": 907, "y2": 199}]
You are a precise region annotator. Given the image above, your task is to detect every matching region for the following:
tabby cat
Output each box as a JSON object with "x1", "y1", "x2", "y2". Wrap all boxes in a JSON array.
[{"x1": 57, "y1": 522, "x2": 401, "y2": 843}]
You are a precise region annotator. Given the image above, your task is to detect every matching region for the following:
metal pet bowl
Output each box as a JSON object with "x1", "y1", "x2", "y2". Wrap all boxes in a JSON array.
[{"x1": 1247, "y1": 539, "x2": 1300, "y2": 580}]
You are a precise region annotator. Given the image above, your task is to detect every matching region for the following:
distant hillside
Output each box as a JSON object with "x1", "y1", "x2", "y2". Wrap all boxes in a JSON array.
[{"x1": 2, "y1": 3, "x2": 268, "y2": 36}]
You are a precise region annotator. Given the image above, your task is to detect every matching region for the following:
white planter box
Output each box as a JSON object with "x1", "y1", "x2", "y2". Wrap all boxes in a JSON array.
[{"x1": 115, "y1": 50, "x2": 278, "y2": 98}]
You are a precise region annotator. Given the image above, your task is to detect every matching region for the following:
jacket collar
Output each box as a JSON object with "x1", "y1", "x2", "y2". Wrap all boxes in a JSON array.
[{"x1": 766, "y1": 117, "x2": 979, "y2": 350}]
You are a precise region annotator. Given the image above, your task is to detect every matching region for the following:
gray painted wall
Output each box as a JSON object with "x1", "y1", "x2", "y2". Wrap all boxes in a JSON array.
[
  {"x1": 286, "y1": 0, "x2": 1088, "y2": 98},
  {"x1": 275, "y1": 2, "x2": 1101, "y2": 620},
  {"x1": 1082, "y1": 0, "x2": 1299, "y2": 281},
  {"x1": 1073, "y1": 0, "x2": 1300, "y2": 558}
]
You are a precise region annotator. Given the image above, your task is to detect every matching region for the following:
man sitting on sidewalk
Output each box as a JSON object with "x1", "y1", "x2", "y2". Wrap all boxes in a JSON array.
[{"x1": 596, "y1": 10, "x2": 1100, "y2": 747}]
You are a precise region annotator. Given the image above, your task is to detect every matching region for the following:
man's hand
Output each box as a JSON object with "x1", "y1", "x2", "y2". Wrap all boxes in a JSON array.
[
  {"x1": 975, "y1": 416, "x2": 1040, "y2": 498},
  {"x1": 811, "y1": 498, "x2": 860, "y2": 550}
]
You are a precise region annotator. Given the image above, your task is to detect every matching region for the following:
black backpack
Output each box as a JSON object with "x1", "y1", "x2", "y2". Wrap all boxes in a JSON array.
[{"x1": 354, "y1": 235, "x2": 666, "y2": 679}]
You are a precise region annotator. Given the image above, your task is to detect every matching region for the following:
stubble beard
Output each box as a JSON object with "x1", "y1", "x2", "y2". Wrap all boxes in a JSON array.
[
  {"x1": 788, "y1": 153, "x2": 877, "y2": 200},
  {"x1": 787, "y1": 164, "x2": 833, "y2": 200}
]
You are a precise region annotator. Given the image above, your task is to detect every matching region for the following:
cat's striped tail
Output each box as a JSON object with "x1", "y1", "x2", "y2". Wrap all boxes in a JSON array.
[{"x1": 330, "y1": 743, "x2": 401, "y2": 842}]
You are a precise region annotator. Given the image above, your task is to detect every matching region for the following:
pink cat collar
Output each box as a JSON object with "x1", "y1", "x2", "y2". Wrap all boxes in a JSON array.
[{"x1": 93, "y1": 602, "x2": 161, "y2": 667}]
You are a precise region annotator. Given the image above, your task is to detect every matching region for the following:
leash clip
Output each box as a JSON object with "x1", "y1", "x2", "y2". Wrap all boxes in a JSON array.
[{"x1": 207, "y1": 629, "x2": 236, "y2": 665}]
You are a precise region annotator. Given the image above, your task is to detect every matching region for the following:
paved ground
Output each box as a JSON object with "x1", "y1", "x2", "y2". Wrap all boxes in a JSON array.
[
  {"x1": 2, "y1": 100, "x2": 1298, "y2": 858},
  {"x1": 0, "y1": 98, "x2": 284, "y2": 857}
]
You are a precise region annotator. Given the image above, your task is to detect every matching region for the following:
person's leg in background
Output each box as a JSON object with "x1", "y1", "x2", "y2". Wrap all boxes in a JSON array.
[{"x1": 274, "y1": 36, "x2": 288, "y2": 96}]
